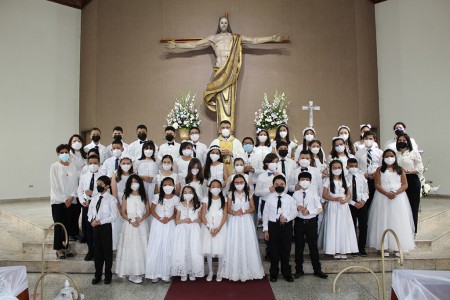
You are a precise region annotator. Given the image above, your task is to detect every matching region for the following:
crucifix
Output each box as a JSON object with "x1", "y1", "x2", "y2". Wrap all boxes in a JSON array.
[
  {"x1": 161, "y1": 14, "x2": 290, "y2": 133},
  {"x1": 302, "y1": 100, "x2": 320, "y2": 128}
]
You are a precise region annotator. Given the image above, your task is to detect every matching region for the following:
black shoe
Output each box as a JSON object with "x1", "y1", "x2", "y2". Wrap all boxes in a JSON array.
[
  {"x1": 269, "y1": 275, "x2": 277, "y2": 282},
  {"x1": 294, "y1": 270, "x2": 305, "y2": 279},
  {"x1": 359, "y1": 250, "x2": 368, "y2": 257},
  {"x1": 104, "y1": 278, "x2": 112, "y2": 284},
  {"x1": 84, "y1": 253, "x2": 94, "y2": 261},
  {"x1": 314, "y1": 271, "x2": 328, "y2": 279},
  {"x1": 92, "y1": 277, "x2": 101, "y2": 285},
  {"x1": 284, "y1": 275, "x2": 294, "y2": 282},
  {"x1": 79, "y1": 238, "x2": 87, "y2": 244},
  {"x1": 69, "y1": 235, "x2": 77, "y2": 241},
  {"x1": 65, "y1": 251, "x2": 74, "y2": 258}
]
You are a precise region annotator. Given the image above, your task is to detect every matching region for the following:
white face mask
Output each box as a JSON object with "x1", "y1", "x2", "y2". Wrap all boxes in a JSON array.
[
  {"x1": 221, "y1": 128, "x2": 230, "y2": 138},
  {"x1": 191, "y1": 168, "x2": 199, "y2": 175},
  {"x1": 268, "y1": 162, "x2": 278, "y2": 172},
  {"x1": 339, "y1": 133, "x2": 349, "y2": 141},
  {"x1": 182, "y1": 149, "x2": 193, "y2": 157},
  {"x1": 210, "y1": 153, "x2": 220, "y2": 162},
  {"x1": 210, "y1": 188, "x2": 222, "y2": 196},
  {"x1": 335, "y1": 145, "x2": 346, "y2": 153},
  {"x1": 279, "y1": 131, "x2": 287, "y2": 138},
  {"x1": 235, "y1": 165, "x2": 244, "y2": 173},
  {"x1": 144, "y1": 149, "x2": 153, "y2": 158},
  {"x1": 258, "y1": 135, "x2": 268, "y2": 143},
  {"x1": 163, "y1": 185, "x2": 174, "y2": 195},
  {"x1": 364, "y1": 139, "x2": 374, "y2": 148},
  {"x1": 332, "y1": 169, "x2": 342, "y2": 176},
  {"x1": 305, "y1": 134, "x2": 314, "y2": 142},
  {"x1": 235, "y1": 184, "x2": 245, "y2": 191},
  {"x1": 183, "y1": 193, "x2": 194, "y2": 201},
  {"x1": 162, "y1": 164, "x2": 172, "y2": 171},
  {"x1": 310, "y1": 147, "x2": 320, "y2": 155},
  {"x1": 348, "y1": 167, "x2": 359, "y2": 175},
  {"x1": 299, "y1": 159, "x2": 310, "y2": 168},
  {"x1": 88, "y1": 164, "x2": 99, "y2": 173},
  {"x1": 299, "y1": 181, "x2": 311, "y2": 189},
  {"x1": 131, "y1": 183, "x2": 140, "y2": 191},
  {"x1": 120, "y1": 164, "x2": 132, "y2": 172},
  {"x1": 112, "y1": 149, "x2": 122, "y2": 158},
  {"x1": 190, "y1": 134, "x2": 199, "y2": 142},
  {"x1": 72, "y1": 141, "x2": 82, "y2": 151},
  {"x1": 384, "y1": 157, "x2": 396, "y2": 165}
]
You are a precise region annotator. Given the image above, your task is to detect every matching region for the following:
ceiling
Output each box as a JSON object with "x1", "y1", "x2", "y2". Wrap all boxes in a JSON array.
[{"x1": 47, "y1": 0, "x2": 93, "y2": 9}]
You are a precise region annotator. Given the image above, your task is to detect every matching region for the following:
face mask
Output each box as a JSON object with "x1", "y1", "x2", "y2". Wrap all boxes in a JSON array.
[
  {"x1": 305, "y1": 134, "x2": 314, "y2": 142},
  {"x1": 165, "y1": 134, "x2": 174, "y2": 142},
  {"x1": 335, "y1": 145, "x2": 345, "y2": 153},
  {"x1": 59, "y1": 153, "x2": 70, "y2": 162},
  {"x1": 394, "y1": 128, "x2": 404, "y2": 136},
  {"x1": 279, "y1": 131, "x2": 287, "y2": 138},
  {"x1": 384, "y1": 157, "x2": 395, "y2": 165},
  {"x1": 279, "y1": 149, "x2": 288, "y2": 158},
  {"x1": 131, "y1": 183, "x2": 140, "y2": 191},
  {"x1": 221, "y1": 128, "x2": 230, "y2": 137},
  {"x1": 235, "y1": 165, "x2": 244, "y2": 173},
  {"x1": 190, "y1": 133, "x2": 199, "y2": 142},
  {"x1": 97, "y1": 186, "x2": 105, "y2": 193},
  {"x1": 88, "y1": 164, "x2": 99, "y2": 173},
  {"x1": 144, "y1": 149, "x2": 153, "y2": 158},
  {"x1": 364, "y1": 140, "x2": 374, "y2": 148},
  {"x1": 112, "y1": 149, "x2": 122, "y2": 158},
  {"x1": 183, "y1": 194, "x2": 194, "y2": 201},
  {"x1": 137, "y1": 133, "x2": 147, "y2": 141},
  {"x1": 120, "y1": 164, "x2": 132, "y2": 172},
  {"x1": 258, "y1": 135, "x2": 268, "y2": 143},
  {"x1": 299, "y1": 181, "x2": 311, "y2": 189},
  {"x1": 113, "y1": 135, "x2": 122, "y2": 141},
  {"x1": 299, "y1": 159, "x2": 310, "y2": 168},
  {"x1": 275, "y1": 186, "x2": 285, "y2": 194},
  {"x1": 191, "y1": 168, "x2": 199, "y2": 175},
  {"x1": 311, "y1": 147, "x2": 320, "y2": 155},
  {"x1": 162, "y1": 164, "x2": 172, "y2": 171},
  {"x1": 235, "y1": 184, "x2": 245, "y2": 191},
  {"x1": 71, "y1": 141, "x2": 82, "y2": 151},
  {"x1": 182, "y1": 149, "x2": 193, "y2": 157},
  {"x1": 163, "y1": 185, "x2": 174, "y2": 194},
  {"x1": 210, "y1": 153, "x2": 220, "y2": 162},
  {"x1": 243, "y1": 144, "x2": 253, "y2": 153},
  {"x1": 339, "y1": 134, "x2": 349, "y2": 141},
  {"x1": 210, "y1": 188, "x2": 222, "y2": 196},
  {"x1": 332, "y1": 169, "x2": 342, "y2": 176},
  {"x1": 268, "y1": 162, "x2": 277, "y2": 172},
  {"x1": 348, "y1": 167, "x2": 359, "y2": 175},
  {"x1": 396, "y1": 142, "x2": 408, "y2": 150},
  {"x1": 92, "y1": 136, "x2": 101, "y2": 143}
]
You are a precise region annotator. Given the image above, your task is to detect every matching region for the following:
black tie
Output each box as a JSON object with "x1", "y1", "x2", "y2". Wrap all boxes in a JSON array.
[
  {"x1": 302, "y1": 191, "x2": 306, "y2": 206},
  {"x1": 352, "y1": 175, "x2": 357, "y2": 201},
  {"x1": 367, "y1": 149, "x2": 372, "y2": 169},
  {"x1": 301, "y1": 167, "x2": 308, "y2": 172},
  {"x1": 277, "y1": 195, "x2": 282, "y2": 210},
  {"x1": 140, "y1": 140, "x2": 144, "y2": 144},
  {"x1": 281, "y1": 159, "x2": 286, "y2": 176},
  {"x1": 96, "y1": 196, "x2": 103, "y2": 213},
  {"x1": 95, "y1": 145, "x2": 99, "y2": 151},
  {"x1": 89, "y1": 173, "x2": 95, "y2": 191},
  {"x1": 114, "y1": 158, "x2": 119, "y2": 170},
  {"x1": 168, "y1": 142, "x2": 174, "y2": 146},
  {"x1": 193, "y1": 144, "x2": 197, "y2": 157}
]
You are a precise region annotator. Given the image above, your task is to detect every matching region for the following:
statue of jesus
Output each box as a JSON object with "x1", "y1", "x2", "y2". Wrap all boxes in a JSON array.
[{"x1": 166, "y1": 16, "x2": 282, "y2": 132}]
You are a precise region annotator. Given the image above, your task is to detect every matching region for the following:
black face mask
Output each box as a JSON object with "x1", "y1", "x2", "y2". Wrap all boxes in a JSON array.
[
  {"x1": 137, "y1": 133, "x2": 147, "y2": 141},
  {"x1": 97, "y1": 186, "x2": 105, "y2": 193},
  {"x1": 279, "y1": 149, "x2": 288, "y2": 158},
  {"x1": 113, "y1": 135, "x2": 122, "y2": 141},
  {"x1": 394, "y1": 128, "x2": 404, "y2": 136},
  {"x1": 165, "y1": 134, "x2": 174, "y2": 142},
  {"x1": 396, "y1": 142, "x2": 408, "y2": 150},
  {"x1": 275, "y1": 186, "x2": 285, "y2": 193},
  {"x1": 92, "y1": 136, "x2": 101, "y2": 143}
]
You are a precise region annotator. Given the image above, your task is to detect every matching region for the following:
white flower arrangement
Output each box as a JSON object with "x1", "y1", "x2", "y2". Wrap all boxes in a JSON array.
[
  {"x1": 166, "y1": 92, "x2": 201, "y2": 129},
  {"x1": 254, "y1": 91, "x2": 289, "y2": 130},
  {"x1": 420, "y1": 157, "x2": 439, "y2": 197}
]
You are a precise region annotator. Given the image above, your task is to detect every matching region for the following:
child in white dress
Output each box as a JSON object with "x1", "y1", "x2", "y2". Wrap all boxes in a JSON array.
[
  {"x1": 182, "y1": 158, "x2": 205, "y2": 200},
  {"x1": 204, "y1": 146, "x2": 228, "y2": 185},
  {"x1": 171, "y1": 186, "x2": 204, "y2": 281},
  {"x1": 136, "y1": 141, "x2": 159, "y2": 208},
  {"x1": 201, "y1": 179, "x2": 228, "y2": 282},
  {"x1": 115, "y1": 174, "x2": 150, "y2": 284},
  {"x1": 145, "y1": 177, "x2": 179, "y2": 282},
  {"x1": 224, "y1": 157, "x2": 254, "y2": 195},
  {"x1": 221, "y1": 174, "x2": 264, "y2": 282},
  {"x1": 154, "y1": 155, "x2": 181, "y2": 196}
]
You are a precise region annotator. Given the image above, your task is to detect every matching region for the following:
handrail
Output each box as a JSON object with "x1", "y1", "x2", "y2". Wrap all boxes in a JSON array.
[
  {"x1": 33, "y1": 272, "x2": 81, "y2": 300},
  {"x1": 333, "y1": 266, "x2": 382, "y2": 299}
]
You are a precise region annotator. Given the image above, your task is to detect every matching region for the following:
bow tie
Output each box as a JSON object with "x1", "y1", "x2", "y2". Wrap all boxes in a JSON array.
[
  {"x1": 268, "y1": 172, "x2": 274, "y2": 176},
  {"x1": 301, "y1": 167, "x2": 308, "y2": 172},
  {"x1": 139, "y1": 140, "x2": 145, "y2": 144},
  {"x1": 168, "y1": 142, "x2": 174, "y2": 146}
]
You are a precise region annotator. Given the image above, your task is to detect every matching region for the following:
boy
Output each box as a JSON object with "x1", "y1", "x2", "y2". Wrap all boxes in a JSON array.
[
  {"x1": 127, "y1": 124, "x2": 158, "y2": 161},
  {"x1": 289, "y1": 149, "x2": 322, "y2": 195},
  {"x1": 189, "y1": 126, "x2": 208, "y2": 166},
  {"x1": 263, "y1": 175, "x2": 297, "y2": 282},
  {"x1": 292, "y1": 172, "x2": 327, "y2": 279},
  {"x1": 101, "y1": 140, "x2": 124, "y2": 177},
  {"x1": 346, "y1": 158, "x2": 369, "y2": 256},
  {"x1": 106, "y1": 126, "x2": 129, "y2": 156},
  {"x1": 88, "y1": 176, "x2": 118, "y2": 285},
  {"x1": 158, "y1": 126, "x2": 180, "y2": 161},
  {"x1": 84, "y1": 128, "x2": 108, "y2": 164},
  {"x1": 276, "y1": 142, "x2": 295, "y2": 191}
]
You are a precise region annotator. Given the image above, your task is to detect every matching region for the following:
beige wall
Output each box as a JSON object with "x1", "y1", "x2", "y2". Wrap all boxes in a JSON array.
[{"x1": 80, "y1": 0, "x2": 379, "y2": 152}]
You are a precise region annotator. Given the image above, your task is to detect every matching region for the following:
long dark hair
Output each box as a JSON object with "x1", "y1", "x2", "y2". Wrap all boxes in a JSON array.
[
  {"x1": 338, "y1": 126, "x2": 356, "y2": 155},
  {"x1": 380, "y1": 149, "x2": 403, "y2": 175},
  {"x1": 180, "y1": 185, "x2": 200, "y2": 211},
  {"x1": 302, "y1": 128, "x2": 315, "y2": 151},
  {"x1": 328, "y1": 160, "x2": 348, "y2": 194},
  {"x1": 123, "y1": 174, "x2": 147, "y2": 203},
  {"x1": 139, "y1": 140, "x2": 156, "y2": 160},
  {"x1": 309, "y1": 140, "x2": 324, "y2": 164},
  {"x1": 207, "y1": 179, "x2": 225, "y2": 211},
  {"x1": 158, "y1": 176, "x2": 175, "y2": 205},
  {"x1": 256, "y1": 129, "x2": 271, "y2": 147},
  {"x1": 68, "y1": 134, "x2": 87, "y2": 159},
  {"x1": 185, "y1": 158, "x2": 204, "y2": 185},
  {"x1": 116, "y1": 157, "x2": 134, "y2": 182},
  {"x1": 330, "y1": 137, "x2": 350, "y2": 159},
  {"x1": 204, "y1": 148, "x2": 223, "y2": 180},
  {"x1": 396, "y1": 133, "x2": 414, "y2": 151},
  {"x1": 230, "y1": 174, "x2": 249, "y2": 203},
  {"x1": 216, "y1": 16, "x2": 232, "y2": 34},
  {"x1": 275, "y1": 124, "x2": 291, "y2": 145},
  {"x1": 161, "y1": 154, "x2": 174, "y2": 171}
]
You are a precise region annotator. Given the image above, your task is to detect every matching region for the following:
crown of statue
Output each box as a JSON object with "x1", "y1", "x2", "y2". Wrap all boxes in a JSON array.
[
  {"x1": 303, "y1": 127, "x2": 316, "y2": 135},
  {"x1": 337, "y1": 125, "x2": 350, "y2": 132},
  {"x1": 360, "y1": 124, "x2": 372, "y2": 129}
]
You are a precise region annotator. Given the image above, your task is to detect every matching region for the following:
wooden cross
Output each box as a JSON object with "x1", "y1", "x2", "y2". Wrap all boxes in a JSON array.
[{"x1": 302, "y1": 101, "x2": 320, "y2": 128}]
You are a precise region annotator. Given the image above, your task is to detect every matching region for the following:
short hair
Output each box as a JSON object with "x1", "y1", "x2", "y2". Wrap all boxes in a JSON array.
[
  {"x1": 165, "y1": 126, "x2": 176, "y2": 132},
  {"x1": 179, "y1": 141, "x2": 193, "y2": 155},
  {"x1": 56, "y1": 144, "x2": 70, "y2": 153},
  {"x1": 363, "y1": 131, "x2": 377, "y2": 140},
  {"x1": 97, "y1": 175, "x2": 111, "y2": 187},
  {"x1": 393, "y1": 122, "x2": 406, "y2": 130},
  {"x1": 190, "y1": 126, "x2": 200, "y2": 133},
  {"x1": 276, "y1": 141, "x2": 288, "y2": 149},
  {"x1": 87, "y1": 148, "x2": 99, "y2": 157},
  {"x1": 298, "y1": 172, "x2": 312, "y2": 181},
  {"x1": 87, "y1": 154, "x2": 100, "y2": 163},
  {"x1": 242, "y1": 137, "x2": 254, "y2": 144},
  {"x1": 347, "y1": 158, "x2": 358, "y2": 165},
  {"x1": 220, "y1": 120, "x2": 231, "y2": 126},
  {"x1": 273, "y1": 174, "x2": 286, "y2": 184},
  {"x1": 299, "y1": 149, "x2": 313, "y2": 158},
  {"x1": 112, "y1": 126, "x2": 123, "y2": 132},
  {"x1": 112, "y1": 140, "x2": 123, "y2": 146},
  {"x1": 263, "y1": 153, "x2": 279, "y2": 170},
  {"x1": 91, "y1": 127, "x2": 101, "y2": 134},
  {"x1": 136, "y1": 124, "x2": 147, "y2": 131}
]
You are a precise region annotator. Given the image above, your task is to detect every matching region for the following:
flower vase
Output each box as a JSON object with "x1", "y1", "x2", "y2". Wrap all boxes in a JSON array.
[
  {"x1": 178, "y1": 127, "x2": 190, "y2": 141},
  {"x1": 268, "y1": 128, "x2": 277, "y2": 141}
]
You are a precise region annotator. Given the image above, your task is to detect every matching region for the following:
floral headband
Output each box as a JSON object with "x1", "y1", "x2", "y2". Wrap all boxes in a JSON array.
[
  {"x1": 337, "y1": 125, "x2": 350, "y2": 132},
  {"x1": 303, "y1": 127, "x2": 316, "y2": 135},
  {"x1": 360, "y1": 124, "x2": 371, "y2": 129}
]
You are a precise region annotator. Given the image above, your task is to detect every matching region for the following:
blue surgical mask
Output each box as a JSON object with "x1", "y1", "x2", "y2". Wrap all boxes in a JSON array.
[
  {"x1": 59, "y1": 153, "x2": 70, "y2": 162},
  {"x1": 243, "y1": 144, "x2": 253, "y2": 153}
]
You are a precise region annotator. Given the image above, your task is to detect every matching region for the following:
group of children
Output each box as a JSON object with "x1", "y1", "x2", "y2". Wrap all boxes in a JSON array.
[{"x1": 49, "y1": 120, "x2": 421, "y2": 284}]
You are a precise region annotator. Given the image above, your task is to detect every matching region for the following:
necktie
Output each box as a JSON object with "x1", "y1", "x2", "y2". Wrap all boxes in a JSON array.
[
  {"x1": 114, "y1": 158, "x2": 119, "y2": 170},
  {"x1": 89, "y1": 173, "x2": 95, "y2": 191},
  {"x1": 367, "y1": 148, "x2": 372, "y2": 169},
  {"x1": 352, "y1": 175, "x2": 357, "y2": 201},
  {"x1": 193, "y1": 144, "x2": 197, "y2": 157},
  {"x1": 95, "y1": 196, "x2": 103, "y2": 221},
  {"x1": 281, "y1": 159, "x2": 286, "y2": 176},
  {"x1": 168, "y1": 142, "x2": 174, "y2": 146},
  {"x1": 95, "y1": 145, "x2": 99, "y2": 151},
  {"x1": 302, "y1": 191, "x2": 306, "y2": 206},
  {"x1": 277, "y1": 195, "x2": 282, "y2": 209},
  {"x1": 140, "y1": 140, "x2": 144, "y2": 144},
  {"x1": 301, "y1": 167, "x2": 308, "y2": 172}
]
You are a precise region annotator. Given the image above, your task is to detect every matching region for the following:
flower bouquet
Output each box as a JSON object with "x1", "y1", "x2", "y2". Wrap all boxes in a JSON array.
[{"x1": 166, "y1": 92, "x2": 201, "y2": 140}]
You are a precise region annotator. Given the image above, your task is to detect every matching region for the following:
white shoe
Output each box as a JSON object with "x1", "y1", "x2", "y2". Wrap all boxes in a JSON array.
[
  {"x1": 206, "y1": 273, "x2": 213, "y2": 281},
  {"x1": 152, "y1": 278, "x2": 159, "y2": 283},
  {"x1": 163, "y1": 278, "x2": 172, "y2": 283},
  {"x1": 340, "y1": 255, "x2": 347, "y2": 260},
  {"x1": 181, "y1": 276, "x2": 187, "y2": 282},
  {"x1": 334, "y1": 254, "x2": 341, "y2": 259},
  {"x1": 129, "y1": 275, "x2": 142, "y2": 284},
  {"x1": 189, "y1": 275, "x2": 196, "y2": 281},
  {"x1": 384, "y1": 251, "x2": 390, "y2": 257},
  {"x1": 394, "y1": 252, "x2": 401, "y2": 257},
  {"x1": 216, "y1": 275, "x2": 222, "y2": 282}
]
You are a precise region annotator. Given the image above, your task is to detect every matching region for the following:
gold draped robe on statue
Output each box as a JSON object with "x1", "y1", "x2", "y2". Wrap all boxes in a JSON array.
[{"x1": 203, "y1": 34, "x2": 242, "y2": 132}]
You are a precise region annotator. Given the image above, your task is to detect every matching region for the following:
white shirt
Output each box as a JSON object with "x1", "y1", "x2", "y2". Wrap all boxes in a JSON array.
[
  {"x1": 158, "y1": 142, "x2": 181, "y2": 161},
  {"x1": 69, "y1": 150, "x2": 86, "y2": 177},
  {"x1": 255, "y1": 170, "x2": 276, "y2": 201},
  {"x1": 354, "y1": 140, "x2": 379, "y2": 151},
  {"x1": 397, "y1": 150, "x2": 424, "y2": 175},
  {"x1": 292, "y1": 188, "x2": 322, "y2": 219},
  {"x1": 253, "y1": 145, "x2": 272, "y2": 161},
  {"x1": 100, "y1": 156, "x2": 121, "y2": 177},
  {"x1": 345, "y1": 172, "x2": 369, "y2": 206},
  {"x1": 262, "y1": 192, "x2": 297, "y2": 231},
  {"x1": 277, "y1": 157, "x2": 296, "y2": 181},
  {"x1": 175, "y1": 157, "x2": 192, "y2": 179},
  {"x1": 50, "y1": 162, "x2": 78, "y2": 205},
  {"x1": 242, "y1": 151, "x2": 265, "y2": 183},
  {"x1": 87, "y1": 192, "x2": 118, "y2": 224},
  {"x1": 77, "y1": 170, "x2": 104, "y2": 205},
  {"x1": 289, "y1": 166, "x2": 323, "y2": 195},
  {"x1": 210, "y1": 136, "x2": 244, "y2": 158},
  {"x1": 355, "y1": 146, "x2": 383, "y2": 174},
  {"x1": 384, "y1": 136, "x2": 419, "y2": 152},
  {"x1": 190, "y1": 141, "x2": 208, "y2": 166},
  {"x1": 84, "y1": 142, "x2": 108, "y2": 164}
]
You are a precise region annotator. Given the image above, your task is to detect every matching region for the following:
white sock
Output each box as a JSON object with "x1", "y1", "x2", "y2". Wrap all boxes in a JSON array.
[
  {"x1": 217, "y1": 257, "x2": 223, "y2": 275},
  {"x1": 207, "y1": 256, "x2": 213, "y2": 274}
]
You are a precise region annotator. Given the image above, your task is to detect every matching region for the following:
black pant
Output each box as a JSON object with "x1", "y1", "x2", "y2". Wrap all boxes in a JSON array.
[
  {"x1": 366, "y1": 178, "x2": 376, "y2": 209},
  {"x1": 51, "y1": 203, "x2": 71, "y2": 250},
  {"x1": 294, "y1": 217, "x2": 321, "y2": 273},
  {"x1": 93, "y1": 223, "x2": 113, "y2": 280},
  {"x1": 268, "y1": 220, "x2": 292, "y2": 277},
  {"x1": 253, "y1": 193, "x2": 260, "y2": 227},
  {"x1": 82, "y1": 206, "x2": 94, "y2": 254},
  {"x1": 406, "y1": 174, "x2": 421, "y2": 234},
  {"x1": 69, "y1": 201, "x2": 81, "y2": 237},
  {"x1": 260, "y1": 200, "x2": 271, "y2": 256},
  {"x1": 350, "y1": 204, "x2": 368, "y2": 252}
]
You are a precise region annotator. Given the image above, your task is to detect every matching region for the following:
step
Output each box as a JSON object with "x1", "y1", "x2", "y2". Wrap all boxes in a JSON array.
[
  {"x1": 418, "y1": 209, "x2": 450, "y2": 231},
  {"x1": 415, "y1": 218, "x2": 450, "y2": 251},
  {"x1": 0, "y1": 209, "x2": 49, "y2": 240}
]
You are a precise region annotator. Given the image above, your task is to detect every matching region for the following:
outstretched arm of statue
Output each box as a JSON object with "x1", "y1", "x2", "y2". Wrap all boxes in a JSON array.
[
  {"x1": 242, "y1": 34, "x2": 282, "y2": 45},
  {"x1": 165, "y1": 38, "x2": 211, "y2": 50}
]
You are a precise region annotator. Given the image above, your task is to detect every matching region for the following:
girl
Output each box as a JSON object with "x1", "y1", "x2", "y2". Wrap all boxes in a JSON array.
[
  {"x1": 271, "y1": 124, "x2": 297, "y2": 159},
  {"x1": 254, "y1": 129, "x2": 272, "y2": 160},
  {"x1": 367, "y1": 150, "x2": 415, "y2": 256},
  {"x1": 309, "y1": 140, "x2": 327, "y2": 175},
  {"x1": 171, "y1": 186, "x2": 204, "y2": 281},
  {"x1": 328, "y1": 137, "x2": 354, "y2": 173},
  {"x1": 146, "y1": 177, "x2": 179, "y2": 282},
  {"x1": 115, "y1": 175, "x2": 150, "y2": 284},
  {"x1": 201, "y1": 179, "x2": 228, "y2": 282},
  {"x1": 221, "y1": 174, "x2": 264, "y2": 282},
  {"x1": 136, "y1": 141, "x2": 159, "y2": 208},
  {"x1": 337, "y1": 125, "x2": 356, "y2": 155},
  {"x1": 175, "y1": 141, "x2": 194, "y2": 180},
  {"x1": 319, "y1": 160, "x2": 358, "y2": 259},
  {"x1": 204, "y1": 146, "x2": 228, "y2": 185},
  {"x1": 224, "y1": 158, "x2": 254, "y2": 195},
  {"x1": 294, "y1": 127, "x2": 316, "y2": 161},
  {"x1": 354, "y1": 124, "x2": 379, "y2": 150},
  {"x1": 183, "y1": 158, "x2": 205, "y2": 200},
  {"x1": 154, "y1": 155, "x2": 181, "y2": 196},
  {"x1": 68, "y1": 134, "x2": 87, "y2": 176}
]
